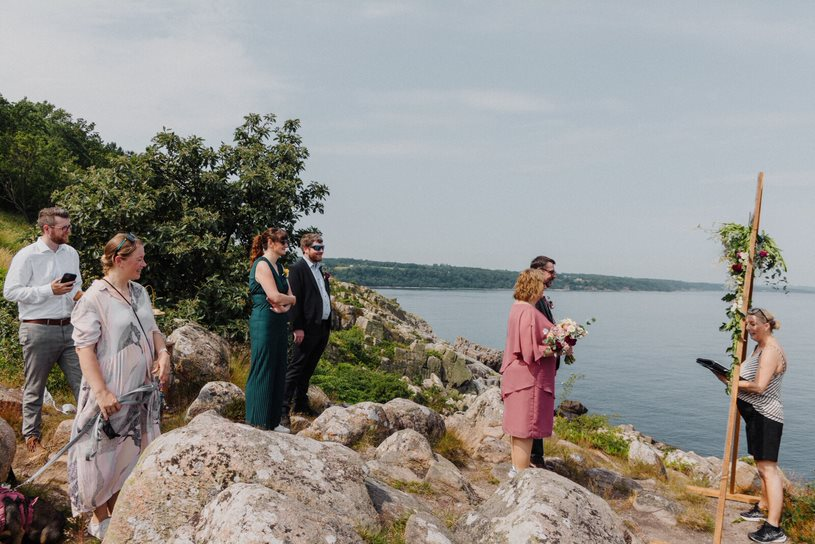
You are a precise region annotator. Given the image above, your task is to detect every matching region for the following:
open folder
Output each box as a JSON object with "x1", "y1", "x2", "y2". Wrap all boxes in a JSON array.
[{"x1": 695, "y1": 358, "x2": 729, "y2": 377}]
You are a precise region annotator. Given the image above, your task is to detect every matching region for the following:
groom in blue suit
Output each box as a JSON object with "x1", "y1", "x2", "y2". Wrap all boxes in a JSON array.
[{"x1": 529, "y1": 255, "x2": 558, "y2": 468}]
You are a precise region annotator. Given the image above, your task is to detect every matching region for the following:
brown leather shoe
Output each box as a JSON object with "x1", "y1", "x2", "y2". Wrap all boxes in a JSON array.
[{"x1": 25, "y1": 435, "x2": 43, "y2": 453}]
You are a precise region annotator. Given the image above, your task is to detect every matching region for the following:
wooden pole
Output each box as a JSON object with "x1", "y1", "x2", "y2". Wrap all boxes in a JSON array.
[{"x1": 712, "y1": 172, "x2": 764, "y2": 544}]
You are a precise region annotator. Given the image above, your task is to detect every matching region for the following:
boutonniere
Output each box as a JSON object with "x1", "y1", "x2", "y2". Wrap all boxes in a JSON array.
[
  {"x1": 546, "y1": 297, "x2": 554, "y2": 310},
  {"x1": 283, "y1": 268, "x2": 289, "y2": 277},
  {"x1": 323, "y1": 270, "x2": 331, "y2": 281}
]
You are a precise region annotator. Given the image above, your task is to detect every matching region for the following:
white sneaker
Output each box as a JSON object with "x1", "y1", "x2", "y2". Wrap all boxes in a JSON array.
[
  {"x1": 88, "y1": 517, "x2": 110, "y2": 539},
  {"x1": 508, "y1": 466, "x2": 518, "y2": 478},
  {"x1": 273, "y1": 425, "x2": 291, "y2": 434}
]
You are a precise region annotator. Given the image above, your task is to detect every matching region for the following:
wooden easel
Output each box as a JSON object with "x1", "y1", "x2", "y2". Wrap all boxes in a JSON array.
[{"x1": 700, "y1": 173, "x2": 765, "y2": 543}]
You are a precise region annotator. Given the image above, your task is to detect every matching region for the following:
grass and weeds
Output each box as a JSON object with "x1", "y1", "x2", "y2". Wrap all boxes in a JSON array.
[
  {"x1": 554, "y1": 414, "x2": 630, "y2": 458},
  {"x1": 432, "y1": 430, "x2": 468, "y2": 468},
  {"x1": 312, "y1": 360, "x2": 410, "y2": 404},
  {"x1": 412, "y1": 386, "x2": 461, "y2": 415},
  {"x1": 357, "y1": 514, "x2": 408, "y2": 544},
  {"x1": 783, "y1": 483, "x2": 815, "y2": 543},
  {"x1": 388, "y1": 479, "x2": 435, "y2": 496}
]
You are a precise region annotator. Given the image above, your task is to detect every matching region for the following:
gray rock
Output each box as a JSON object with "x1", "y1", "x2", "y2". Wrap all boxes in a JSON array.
[
  {"x1": 169, "y1": 482, "x2": 364, "y2": 543},
  {"x1": 445, "y1": 387, "x2": 509, "y2": 463},
  {"x1": 405, "y1": 511, "x2": 457, "y2": 544},
  {"x1": 633, "y1": 490, "x2": 683, "y2": 515},
  {"x1": 106, "y1": 411, "x2": 379, "y2": 542},
  {"x1": 627, "y1": 440, "x2": 667, "y2": 477},
  {"x1": 167, "y1": 323, "x2": 230, "y2": 401},
  {"x1": 556, "y1": 399, "x2": 588, "y2": 420},
  {"x1": 425, "y1": 356, "x2": 443, "y2": 379},
  {"x1": 0, "y1": 417, "x2": 15, "y2": 483},
  {"x1": 0, "y1": 386, "x2": 22, "y2": 423},
  {"x1": 306, "y1": 384, "x2": 331, "y2": 414},
  {"x1": 455, "y1": 469, "x2": 641, "y2": 544},
  {"x1": 185, "y1": 381, "x2": 245, "y2": 421},
  {"x1": 424, "y1": 455, "x2": 480, "y2": 505},
  {"x1": 382, "y1": 398, "x2": 445, "y2": 442},
  {"x1": 584, "y1": 468, "x2": 642, "y2": 499},
  {"x1": 365, "y1": 477, "x2": 433, "y2": 524},
  {"x1": 300, "y1": 402, "x2": 392, "y2": 447},
  {"x1": 46, "y1": 418, "x2": 74, "y2": 450},
  {"x1": 366, "y1": 459, "x2": 423, "y2": 483},
  {"x1": 452, "y1": 337, "x2": 502, "y2": 371},
  {"x1": 375, "y1": 428, "x2": 436, "y2": 478},
  {"x1": 442, "y1": 352, "x2": 472, "y2": 388}
]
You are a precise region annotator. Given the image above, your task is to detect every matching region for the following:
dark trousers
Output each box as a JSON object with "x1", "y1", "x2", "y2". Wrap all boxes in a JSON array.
[
  {"x1": 283, "y1": 320, "x2": 330, "y2": 412},
  {"x1": 531, "y1": 438, "x2": 544, "y2": 459}
]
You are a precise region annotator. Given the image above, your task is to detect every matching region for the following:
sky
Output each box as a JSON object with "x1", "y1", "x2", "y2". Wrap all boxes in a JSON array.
[{"x1": 2, "y1": 1, "x2": 815, "y2": 286}]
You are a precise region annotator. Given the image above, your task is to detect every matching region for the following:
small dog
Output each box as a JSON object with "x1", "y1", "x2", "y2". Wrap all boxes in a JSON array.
[{"x1": 0, "y1": 487, "x2": 65, "y2": 544}]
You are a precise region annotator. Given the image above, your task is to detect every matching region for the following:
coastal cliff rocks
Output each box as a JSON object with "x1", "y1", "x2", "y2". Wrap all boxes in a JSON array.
[
  {"x1": 167, "y1": 323, "x2": 231, "y2": 403},
  {"x1": 444, "y1": 387, "x2": 510, "y2": 463},
  {"x1": 453, "y1": 336, "x2": 502, "y2": 372},
  {"x1": 374, "y1": 429, "x2": 437, "y2": 478},
  {"x1": 106, "y1": 411, "x2": 379, "y2": 543},
  {"x1": 299, "y1": 402, "x2": 392, "y2": 447},
  {"x1": 0, "y1": 416, "x2": 15, "y2": 482},
  {"x1": 185, "y1": 381, "x2": 245, "y2": 421},
  {"x1": 382, "y1": 398, "x2": 445, "y2": 442},
  {"x1": 168, "y1": 483, "x2": 365, "y2": 544},
  {"x1": 454, "y1": 469, "x2": 641, "y2": 544}
]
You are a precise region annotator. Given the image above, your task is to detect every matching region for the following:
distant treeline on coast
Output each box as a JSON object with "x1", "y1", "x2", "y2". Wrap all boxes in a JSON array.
[{"x1": 323, "y1": 258, "x2": 725, "y2": 291}]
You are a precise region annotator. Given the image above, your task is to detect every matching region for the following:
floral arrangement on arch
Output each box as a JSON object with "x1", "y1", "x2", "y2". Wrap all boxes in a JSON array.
[{"x1": 716, "y1": 222, "x2": 787, "y2": 368}]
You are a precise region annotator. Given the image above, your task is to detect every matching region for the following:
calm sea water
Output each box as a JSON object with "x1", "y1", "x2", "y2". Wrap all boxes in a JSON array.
[{"x1": 378, "y1": 288, "x2": 814, "y2": 481}]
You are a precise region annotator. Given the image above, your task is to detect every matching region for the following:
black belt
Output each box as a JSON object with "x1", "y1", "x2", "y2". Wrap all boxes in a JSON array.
[{"x1": 21, "y1": 318, "x2": 71, "y2": 326}]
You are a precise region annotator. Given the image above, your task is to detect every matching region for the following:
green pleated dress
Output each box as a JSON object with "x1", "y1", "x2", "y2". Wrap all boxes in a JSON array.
[{"x1": 246, "y1": 257, "x2": 290, "y2": 429}]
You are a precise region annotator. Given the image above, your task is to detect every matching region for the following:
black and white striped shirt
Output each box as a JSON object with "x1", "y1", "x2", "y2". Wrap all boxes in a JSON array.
[{"x1": 738, "y1": 346, "x2": 786, "y2": 423}]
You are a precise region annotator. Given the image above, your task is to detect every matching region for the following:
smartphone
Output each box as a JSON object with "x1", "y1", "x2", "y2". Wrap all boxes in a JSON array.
[{"x1": 59, "y1": 273, "x2": 77, "y2": 284}]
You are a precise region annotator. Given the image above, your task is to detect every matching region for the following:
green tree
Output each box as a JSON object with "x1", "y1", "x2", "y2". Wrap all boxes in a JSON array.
[
  {"x1": 53, "y1": 113, "x2": 328, "y2": 337},
  {"x1": 0, "y1": 94, "x2": 120, "y2": 219}
]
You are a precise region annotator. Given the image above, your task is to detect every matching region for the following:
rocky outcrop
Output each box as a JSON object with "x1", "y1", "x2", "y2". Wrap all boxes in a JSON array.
[
  {"x1": 0, "y1": 417, "x2": 15, "y2": 483},
  {"x1": 106, "y1": 411, "x2": 378, "y2": 543},
  {"x1": 374, "y1": 429, "x2": 437, "y2": 477},
  {"x1": 365, "y1": 477, "x2": 434, "y2": 523},
  {"x1": 167, "y1": 323, "x2": 231, "y2": 402},
  {"x1": 382, "y1": 398, "x2": 445, "y2": 442},
  {"x1": 453, "y1": 337, "x2": 502, "y2": 372},
  {"x1": 405, "y1": 511, "x2": 457, "y2": 544},
  {"x1": 455, "y1": 469, "x2": 641, "y2": 544},
  {"x1": 299, "y1": 402, "x2": 392, "y2": 447},
  {"x1": 444, "y1": 387, "x2": 509, "y2": 463},
  {"x1": 185, "y1": 381, "x2": 245, "y2": 421},
  {"x1": 168, "y1": 483, "x2": 364, "y2": 543}
]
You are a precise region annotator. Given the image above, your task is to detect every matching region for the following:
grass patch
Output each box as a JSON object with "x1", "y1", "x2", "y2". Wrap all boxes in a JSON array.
[
  {"x1": 357, "y1": 514, "x2": 409, "y2": 544},
  {"x1": 783, "y1": 483, "x2": 815, "y2": 543},
  {"x1": 412, "y1": 386, "x2": 461, "y2": 415},
  {"x1": 554, "y1": 414, "x2": 630, "y2": 458},
  {"x1": 312, "y1": 361, "x2": 410, "y2": 404},
  {"x1": 388, "y1": 479, "x2": 435, "y2": 496},
  {"x1": 432, "y1": 430, "x2": 468, "y2": 468},
  {"x1": 229, "y1": 347, "x2": 251, "y2": 390}
]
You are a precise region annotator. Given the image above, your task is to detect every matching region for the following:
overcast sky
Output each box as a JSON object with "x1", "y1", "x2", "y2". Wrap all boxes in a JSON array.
[{"x1": 3, "y1": 2, "x2": 814, "y2": 286}]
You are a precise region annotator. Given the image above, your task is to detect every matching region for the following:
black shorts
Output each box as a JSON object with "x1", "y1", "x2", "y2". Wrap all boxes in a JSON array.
[{"x1": 738, "y1": 398, "x2": 783, "y2": 462}]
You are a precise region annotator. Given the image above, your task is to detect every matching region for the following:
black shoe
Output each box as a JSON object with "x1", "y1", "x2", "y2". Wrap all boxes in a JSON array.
[
  {"x1": 529, "y1": 454, "x2": 545, "y2": 469},
  {"x1": 740, "y1": 503, "x2": 767, "y2": 522},
  {"x1": 749, "y1": 522, "x2": 787, "y2": 543}
]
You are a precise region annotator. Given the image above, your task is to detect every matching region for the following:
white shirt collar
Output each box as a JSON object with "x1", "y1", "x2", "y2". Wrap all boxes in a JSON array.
[
  {"x1": 34, "y1": 236, "x2": 65, "y2": 254},
  {"x1": 303, "y1": 255, "x2": 320, "y2": 269}
]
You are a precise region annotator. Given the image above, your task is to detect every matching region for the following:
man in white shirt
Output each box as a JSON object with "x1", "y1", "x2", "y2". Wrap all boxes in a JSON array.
[
  {"x1": 3, "y1": 207, "x2": 83, "y2": 451},
  {"x1": 282, "y1": 232, "x2": 332, "y2": 426}
]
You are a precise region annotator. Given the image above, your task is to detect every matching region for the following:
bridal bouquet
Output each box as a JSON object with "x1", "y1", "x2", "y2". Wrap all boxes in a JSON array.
[{"x1": 543, "y1": 318, "x2": 595, "y2": 365}]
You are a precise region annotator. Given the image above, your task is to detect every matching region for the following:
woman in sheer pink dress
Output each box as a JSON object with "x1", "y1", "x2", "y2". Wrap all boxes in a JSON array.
[{"x1": 500, "y1": 268, "x2": 569, "y2": 475}]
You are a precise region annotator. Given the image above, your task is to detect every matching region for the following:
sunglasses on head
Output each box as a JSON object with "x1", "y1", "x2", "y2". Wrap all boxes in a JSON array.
[
  {"x1": 114, "y1": 233, "x2": 137, "y2": 256},
  {"x1": 311, "y1": 244, "x2": 325, "y2": 251}
]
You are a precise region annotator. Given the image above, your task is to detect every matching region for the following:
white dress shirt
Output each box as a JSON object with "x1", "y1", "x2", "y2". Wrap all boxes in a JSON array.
[
  {"x1": 303, "y1": 255, "x2": 331, "y2": 320},
  {"x1": 3, "y1": 237, "x2": 82, "y2": 319}
]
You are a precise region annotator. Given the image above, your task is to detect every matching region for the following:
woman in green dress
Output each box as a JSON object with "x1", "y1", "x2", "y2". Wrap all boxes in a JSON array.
[{"x1": 246, "y1": 227, "x2": 296, "y2": 431}]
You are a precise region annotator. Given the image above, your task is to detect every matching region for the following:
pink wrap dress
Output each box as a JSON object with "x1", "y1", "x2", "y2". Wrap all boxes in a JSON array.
[{"x1": 500, "y1": 301, "x2": 557, "y2": 438}]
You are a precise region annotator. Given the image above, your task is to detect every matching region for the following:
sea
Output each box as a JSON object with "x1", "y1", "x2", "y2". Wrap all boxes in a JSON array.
[{"x1": 377, "y1": 288, "x2": 814, "y2": 481}]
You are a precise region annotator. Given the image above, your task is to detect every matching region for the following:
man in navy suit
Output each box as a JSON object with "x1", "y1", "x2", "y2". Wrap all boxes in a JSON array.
[
  {"x1": 529, "y1": 255, "x2": 558, "y2": 467},
  {"x1": 281, "y1": 232, "x2": 331, "y2": 426}
]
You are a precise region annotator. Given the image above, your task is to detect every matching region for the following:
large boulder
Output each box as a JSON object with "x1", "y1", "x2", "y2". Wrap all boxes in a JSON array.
[
  {"x1": 299, "y1": 402, "x2": 392, "y2": 447},
  {"x1": 455, "y1": 469, "x2": 641, "y2": 544},
  {"x1": 627, "y1": 440, "x2": 667, "y2": 477},
  {"x1": 444, "y1": 387, "x2": 509, "y2": 463},
  {"x1": 441, "y1": 351, "x2": 472, "y2": 388},
  {"x1": 404, "y1": 511, "x2": 457, "y2": 544},
  {"x1": 167, "y1": 323, "x2": 231, "y2": 401},
  {"x1": 106, "y1": 411, "x2": 378, "y2": 542},
  {"x1": 365, "y1": 478, "x2": 433, "y2": 524},
  {"x1": 0, "y1": 386, "x2": 22, "y2": 422},
  {"x1": 382, "y1": 398, "x2": 445, "y2": 442},
  {"x1": 306, "y1": 384, "x2": 331, "y2": 414},
  {"x1": 46, "y1": 418, "x2": 74, "y2": 449},
  {"x1": 0, "y1": 417, "x2": 15, "y2": 483},
  {"x1": 664, "y1": 449, "x2": 719, "y2": 484},
  {"x1": 185, "y1": 381, "x2": 245, "y2": 421},
  {"x1": 374, "y1": 429, "x2": 436, "y2": 478},
  {"x1": 424, "y1": 455, "x2": 479, "y2": 506},
  {"x1": 168, "y1": 483, "x2": 364, "y2": 543}
]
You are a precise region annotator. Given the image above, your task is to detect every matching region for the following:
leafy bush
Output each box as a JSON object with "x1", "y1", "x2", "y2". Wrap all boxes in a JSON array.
[
  {"x1": 311, "y1": 361, "x2": 410, "y2": 404},
  {"x1": 783, "y1": 483, "x2": 815, "y2": 543},
  {"x1": 554, "y1": 414, "x2": 630, "y2": 458}
]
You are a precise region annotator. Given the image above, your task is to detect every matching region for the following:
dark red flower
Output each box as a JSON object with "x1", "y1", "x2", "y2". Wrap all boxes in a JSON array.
[
  {"x1": 758, "y1": 250, "x2": 769, "y2": 258},
  {"x1": 731, "y1": 263, "x2": 743, "y2": 273}
]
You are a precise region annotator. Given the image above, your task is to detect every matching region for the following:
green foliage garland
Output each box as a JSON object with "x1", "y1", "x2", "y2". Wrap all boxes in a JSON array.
[{"x1": 716, "y1": 222, "x2": 787, "y2": 368}]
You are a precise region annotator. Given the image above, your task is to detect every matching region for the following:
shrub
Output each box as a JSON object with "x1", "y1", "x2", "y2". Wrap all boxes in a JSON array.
[
  {"x1": 433, "y1": 431, "x2": 468, "y2": 468},
  {"x1": 311, "y1": 361, "x2": 410, "y2": 404},
  {"x1": 554, "y1": 414, "x2": 630, "y2": 458},
  {"x1": 783, "y1": 483, "x2": 815, "y2": 543}
]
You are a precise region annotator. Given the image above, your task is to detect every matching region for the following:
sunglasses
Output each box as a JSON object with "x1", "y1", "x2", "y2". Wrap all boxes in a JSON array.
[
  {"x1": 114, "y1": 233, "x2": 137, "y2": 256},
  {"x1": 310, "y1": 244, "x2": 325, "y2": 251},
  {"x1": 749, "y1": 308, "x2": 770, "y2": 323}
]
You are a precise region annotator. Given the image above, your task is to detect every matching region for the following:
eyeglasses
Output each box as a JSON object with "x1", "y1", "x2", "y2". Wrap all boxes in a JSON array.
[
  {"x1": 749, "y1": 308, "x2": 770, "y2": 323},
  {"x1": 310, "y1": 244, "x2": 325, "y2": 251},
  {"x1": 49, "y1": 224, "x2": 72, "y2": 232},
  {"x1": 542, "y1": 267, "x2": 556, "y2": 274},
  {"x1": 114, "y1": 233, "x2": 137, "y2": 256}
]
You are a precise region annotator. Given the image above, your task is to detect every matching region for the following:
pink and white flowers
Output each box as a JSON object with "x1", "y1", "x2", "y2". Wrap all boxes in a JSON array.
[{"x1": 543, "y1": 318, "x2": 594, "y2": 365}]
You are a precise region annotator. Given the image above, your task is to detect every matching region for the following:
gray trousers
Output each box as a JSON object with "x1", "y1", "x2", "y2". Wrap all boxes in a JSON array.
[{"x1": 19, "y1": 322, "x2": 83, "y2": 439}]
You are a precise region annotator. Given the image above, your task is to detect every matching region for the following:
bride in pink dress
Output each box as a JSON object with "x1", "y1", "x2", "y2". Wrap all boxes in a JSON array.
[{"x1": 500, "y1": 268, "x2": 570, "y2": 475}]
